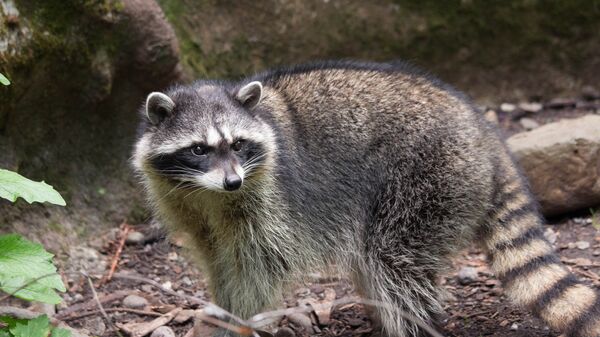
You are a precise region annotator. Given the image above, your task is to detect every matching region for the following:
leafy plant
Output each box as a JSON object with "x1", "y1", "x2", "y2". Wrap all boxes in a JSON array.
[
  {"x1": 0, "y1": 168, "x2": 70, "y2": 337},
  {"x1": 0, "y1": 234, "x2": 66, "y2": 304},
  {"x1": 0, "y1": 315, "x2": 70, "y2": 337},
  {"x1": 0, "y1": 73, "x2": 9, "y2": 86},
  {"x1": 0, "y1": 169, "x2": 66, "y2": 206}
]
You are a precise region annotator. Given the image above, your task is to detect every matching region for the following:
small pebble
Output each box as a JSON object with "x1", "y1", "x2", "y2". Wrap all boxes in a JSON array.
[
  {"x1": 83, "y1": 317, "x2": 106, "y2": 336},
  {"x1": 484, "y1": 110, "x2": 499, "y2": 124},
  {"x1": 126, "y1": 231, "x2": 145, "y2": 244},
  {"x1": 162, "y1": 281, "x2": 172, "y2": 290},
  {"x1": 73, "y1": 293, "x2": 84, "y2": 302},
  {"x1": 593, "y1": 249, "x2": 600, "y2": 256},
  {"x1": 457, "y1": 266, "x2": 478, "y2": 285},
  {"x1": 518, "y1": 102, "x2": 543, "y2": 113},
  {"x1": 575, "y1": 241, "x2": 590, "y2": 250},
  {"x1": 510, "y1": 323, "x2": 519, "y2": 330},
  {"x1": 543, "y1": 228, "x2": 558, "y2": 244},
  {"x1": 150, "y1": 326, "x2": 176, "y2": 337},
  {"x1": 141, "y1": 284, "x2": 153, "y2": 293},
  {"x1": 182, "y1": 276, "x2": 193, "y2": 286},
  {"x1": 500, "y1": 103, "x2": 516, "y2": 112},
  {"x1": 519, "y1": 117, "x2": 540, "y2": 130},
  {"x1": 123, "y1": 294, "x2": 149, "y2": 309},
  {"x1": 168, "y1": 251, "x2": 178, "y2": 261}
]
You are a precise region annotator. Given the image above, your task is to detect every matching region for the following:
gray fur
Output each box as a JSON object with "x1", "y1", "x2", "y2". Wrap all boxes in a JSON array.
[{"x1": 133, "y1": 61, "x2": 600, "y2": 337}]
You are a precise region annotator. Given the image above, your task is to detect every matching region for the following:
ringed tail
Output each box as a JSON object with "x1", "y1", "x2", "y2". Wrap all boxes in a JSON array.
[{"x1": 481, "y1": 152, "x2": 600, "y2": 337}]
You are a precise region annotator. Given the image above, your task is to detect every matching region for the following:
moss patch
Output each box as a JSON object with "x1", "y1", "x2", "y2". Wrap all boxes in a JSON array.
[{"x1": 157, "y1": 0, "x2": 600, "y2": 102}]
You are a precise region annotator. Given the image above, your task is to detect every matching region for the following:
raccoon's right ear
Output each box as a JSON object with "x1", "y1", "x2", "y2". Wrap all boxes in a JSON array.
[{"x1": 145, "y1": 92, "x2": 175, "y2": 125}]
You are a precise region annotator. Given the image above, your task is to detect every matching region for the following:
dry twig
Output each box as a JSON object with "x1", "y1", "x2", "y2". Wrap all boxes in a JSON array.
[
  {"x1": 84, "y1": 272, "x2": 124, "y2": 337},
  {"x1": 117, "y1": 307, "x2": 181, "y2": 337},
  {"x1": 62, "y1": 307, "x2": 163, "y2": 321},
  {"x1": 103, "y1": 222, "x2": 131, "y2": 284}
]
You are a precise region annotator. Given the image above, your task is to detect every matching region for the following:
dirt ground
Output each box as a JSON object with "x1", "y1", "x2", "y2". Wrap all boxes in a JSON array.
[{"x1": 52, "y1": 99, "x2": 600, "y2": 337}]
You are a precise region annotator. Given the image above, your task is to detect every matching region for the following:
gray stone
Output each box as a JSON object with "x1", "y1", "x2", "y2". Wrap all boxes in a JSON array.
[
  {"x1": 507, "y1": 115, "x2": 600, "y2": 216},
  {"x1": 68, "y1": 245, "x2": 107, "y2": 276},
  {"x1": 484, "y1": 110, "x2": 499, "y2": 124},
  {"x1": 457, "y1": 267, "x2": 478, "y2": 285},
  {"x1": 519, "y1": 117, "x2": 540, "y2": 130},
  {"x1": 126, "y1": 231, "x2": 145, "y2": 244},
  {"x1": 500, "y1": 103, "x2": 516, "y2": 112},
  {"x1": 575, "y1": 241, "x2": 590, "y2": 250},
  {"x1": 150, "y1": 326, "x2": 176, "y2": 337},
  {"x1": 83, "y1": 317, "x2": 106, "y2": 336},
  {"x1": 543, "y1": 228, "x2": 558, "y2": 245},
  {"x1": 518, "y1": 102, "x2": 543, "y2": 113},
  {"x1": 123, "y1": 294, "x2": 149, "y2": 309}
]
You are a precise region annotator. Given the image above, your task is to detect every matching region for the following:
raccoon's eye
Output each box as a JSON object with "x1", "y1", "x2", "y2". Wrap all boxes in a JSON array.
[
  {"x1": 231, "y1": 140, "x2": 244, "y2": 152},
  {"x1": 191, "y1": 146, "x2": 207, "y2": 156}
]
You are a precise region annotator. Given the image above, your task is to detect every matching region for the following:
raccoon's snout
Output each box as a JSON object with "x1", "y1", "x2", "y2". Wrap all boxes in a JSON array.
[{"x1": 224, "y1": 174, "x2": 242, "y2": 191}]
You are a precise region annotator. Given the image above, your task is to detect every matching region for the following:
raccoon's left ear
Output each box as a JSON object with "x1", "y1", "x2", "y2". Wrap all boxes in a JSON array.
[{"x1": 235, "y1": 81, "x2": 263, "y2": 109}]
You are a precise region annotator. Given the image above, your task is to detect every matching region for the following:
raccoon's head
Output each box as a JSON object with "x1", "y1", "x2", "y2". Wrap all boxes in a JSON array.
[{"x1": 133, "y1": 81, "x2": 277, "y2": 193}]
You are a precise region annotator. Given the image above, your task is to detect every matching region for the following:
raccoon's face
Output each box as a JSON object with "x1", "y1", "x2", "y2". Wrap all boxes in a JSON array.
[{"x1": 134, "y1": 81, "x2": 276, "y2": 193}]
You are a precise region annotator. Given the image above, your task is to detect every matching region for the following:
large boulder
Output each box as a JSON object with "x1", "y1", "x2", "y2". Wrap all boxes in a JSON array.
[
  {"x1": 0, "y1": 0, "x2": 181, "y2": 249},
  {"x1": 507, "y1": 115, "x2": 600, "y2": 216}
]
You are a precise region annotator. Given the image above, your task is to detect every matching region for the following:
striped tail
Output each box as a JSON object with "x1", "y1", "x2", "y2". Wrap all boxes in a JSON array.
[{"x1": 481, "y1": 153, "x2": 600, "y2": 337}]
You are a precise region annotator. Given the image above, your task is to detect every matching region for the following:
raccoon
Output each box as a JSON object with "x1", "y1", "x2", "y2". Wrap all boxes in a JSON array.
[{"x1": 133, "y1": 61, "x2": 600, "y2": 337}]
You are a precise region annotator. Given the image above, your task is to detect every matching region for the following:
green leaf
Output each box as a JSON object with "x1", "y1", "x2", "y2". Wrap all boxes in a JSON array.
[
  {"x1": 0, "y1": 329, "x2": 11, "y2": 337},
  {"x1": 0, "y1": 73, "x2": 9, "y2": 86},
  {"x1": 0, "y1": 235, "x2": 65, "y2": 304},
  {"x1": 50, "y1": 328, "x2": 70, "y2": 337},
  {"x1": 0, "y1": 316, "x2": 27, "y2": 330},
  {"x1": 9, "y1": 315, "x2": 50, "y2": 337},
  {"x1": 0, "y1": 169, "x2": 65, "y2": 206}
]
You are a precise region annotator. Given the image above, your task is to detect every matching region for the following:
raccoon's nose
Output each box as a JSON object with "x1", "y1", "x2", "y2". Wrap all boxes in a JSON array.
[{"x1": 224, "y1": 175, "x2": 242, "y2": 191}]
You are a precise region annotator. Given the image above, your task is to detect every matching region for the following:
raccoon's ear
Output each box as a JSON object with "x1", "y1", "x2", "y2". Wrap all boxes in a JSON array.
[
  {"x1": 235, "y1": 81, "x2": 263, "y2": 109},
  {"x1": 146, "y1": 92, "x2": 175, "y2": 125}
]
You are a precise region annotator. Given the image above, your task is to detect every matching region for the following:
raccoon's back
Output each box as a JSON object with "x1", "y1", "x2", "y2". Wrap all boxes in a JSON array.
[
  {"x1": 258, "y1": 60, "x2": 489, "y2": 161},
  {"x1": 256, "y1": 60, "x2": 498, "y2": 234}
]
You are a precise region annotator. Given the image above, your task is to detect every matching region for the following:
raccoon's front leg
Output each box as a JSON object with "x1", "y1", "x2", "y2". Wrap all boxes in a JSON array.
[{"x1": 206, "y1": 250, "x2": 284, "y2": 321}]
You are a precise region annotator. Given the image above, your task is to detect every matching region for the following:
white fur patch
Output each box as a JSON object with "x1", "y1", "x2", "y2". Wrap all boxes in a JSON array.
[
  {"x1": 206, "y1": 128, "x2": 221, "y2": 147},
  {"x1": 220, "y1": 125, "x2": 233, "y2": 143},
  {"x1": 197, "y1": 169, "x2": 224, "y2": 191}
]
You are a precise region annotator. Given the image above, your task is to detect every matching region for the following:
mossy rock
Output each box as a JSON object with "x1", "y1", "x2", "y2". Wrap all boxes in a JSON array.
[
  {"x1": 0, "y1": 0, "x2": 180, "y2": 250},
  {"x1": 158, "y1": 0, "x2": 600, "y2": 103}
]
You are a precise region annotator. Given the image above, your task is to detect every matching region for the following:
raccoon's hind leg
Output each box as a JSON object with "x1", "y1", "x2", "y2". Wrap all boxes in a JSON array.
[
  {"x1": 354, "y1": 253, "x2": 443, "y2": 337},
  {"x1": 481, "y1": 153, "x2": 600, "y2": 337},
  {"x1": 354, "y1": 191, "x2": 447, "y2": 337}
]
